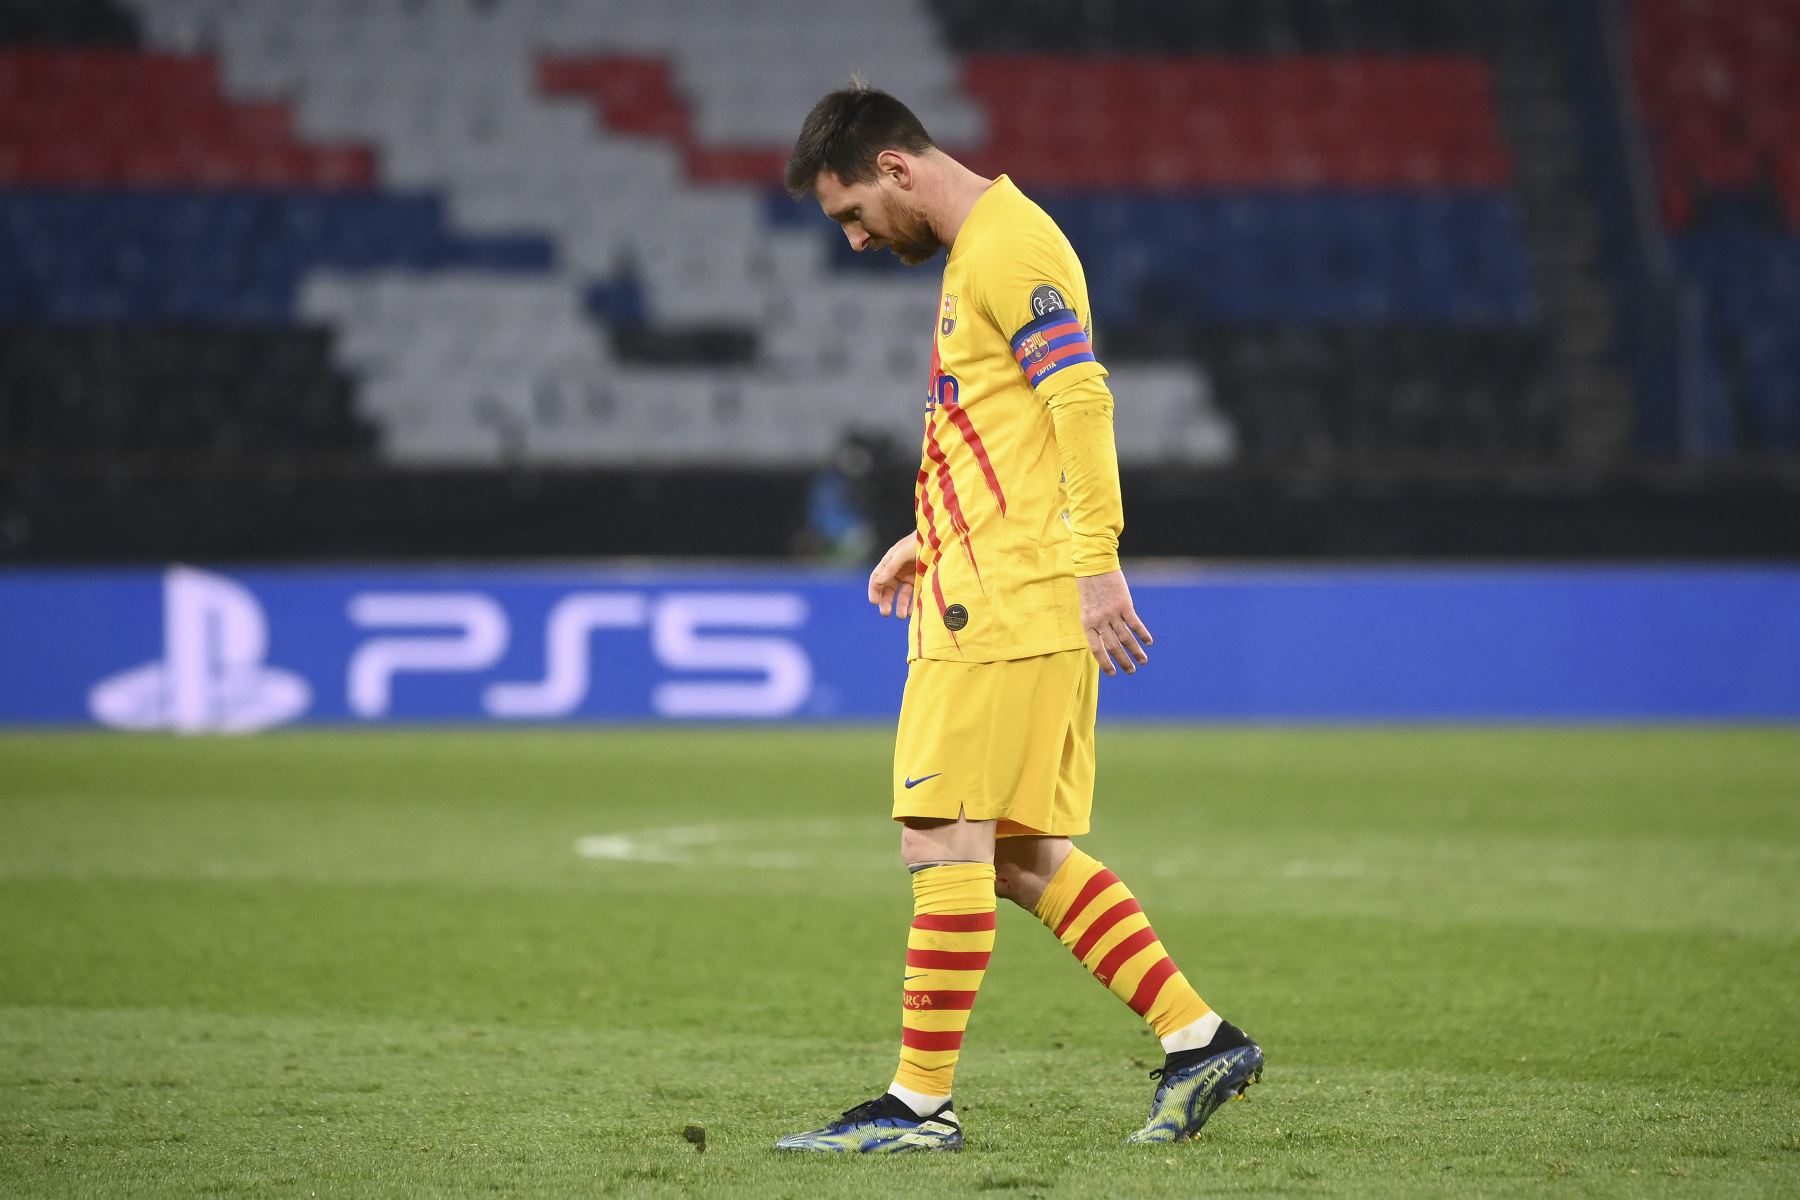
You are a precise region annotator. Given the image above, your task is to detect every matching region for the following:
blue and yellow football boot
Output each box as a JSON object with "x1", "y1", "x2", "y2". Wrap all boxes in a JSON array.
[
  {"x1": 774, "y1": 1094, "x2": 962, "y2": 1153},
  {"x1": 1124, "y1": 1029, "x2": 1263, "y2": 1145}
]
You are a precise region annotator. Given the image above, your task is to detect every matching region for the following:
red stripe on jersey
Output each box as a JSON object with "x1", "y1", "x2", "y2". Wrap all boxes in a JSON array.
[
  {"x1": 922, "y1": 425, "x2": 968, "y2": 540},
  {"x1": 903, "y1": 988, "x2": 979, "y2": 1011},
  {"x1": 1070, "y1": 897, "x2": 1143, "y2": 962},
  {"x1": 914, "y1": 467, "x2": 942, "y2": 659},
  {"x1": 930, "y1": 567, "x2": 959, "y2": 651},
  {"x1": 1053, "y1": 868, "x2": 1121, "y2": 939},
  {"x1": 1092, "y1": 924, "x2": 1161, "y2": 987},
  {"x1": 942, "y1": 402, "x2": 1007, "y2": 516},
  {"x1": 913, "y1": 911, "x2": 998, "y2": 932},
  {"x1": 906, "y1": 947, "x2": 991, "y2": 971},
  {"x1": 915, "y1": 569, "x2": 924, "y2": 657},
  {"x1": 913, "y1": 534, "x2": 925, "y2": 657},
  {"x1": 1128, "y1": 956, "x2": 1181, "y2": 1016},
  {"x1": 901, "y1": 1027, "x2": 965, "y2": 1052},
  {"x1": 1024, "y1": 341, "x2": 1096, "y2": 385},
  {"x1": 915, "y1": 467, "x2": 945, "y2": 570},
  {"x1": 923, "y1": 422, "x2": 982, "y2": 587}
]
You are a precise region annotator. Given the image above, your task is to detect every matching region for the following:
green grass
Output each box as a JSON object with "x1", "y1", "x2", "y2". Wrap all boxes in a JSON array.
[{"x1": 2, "y1": 727, "x2": 1798, "y2": 1197}]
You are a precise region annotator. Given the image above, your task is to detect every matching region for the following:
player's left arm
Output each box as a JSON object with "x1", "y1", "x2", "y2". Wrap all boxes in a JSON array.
[
  {"x1": 1045, "y1": 376, "x2": 1153, "y2": 677},
  {"x1": 973, "y1": 235, "x2": 1152, "y2": 676}
]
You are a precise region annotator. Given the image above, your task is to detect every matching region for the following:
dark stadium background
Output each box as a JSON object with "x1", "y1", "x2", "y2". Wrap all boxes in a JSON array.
[{"x1": 2, "y1": 0, "x2": 1797, "y2": 564}]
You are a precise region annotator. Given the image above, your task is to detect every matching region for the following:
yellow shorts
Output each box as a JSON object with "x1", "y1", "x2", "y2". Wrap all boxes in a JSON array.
[{"x1": 891, "y1": 648, "x2": 1099, "y2": 838}]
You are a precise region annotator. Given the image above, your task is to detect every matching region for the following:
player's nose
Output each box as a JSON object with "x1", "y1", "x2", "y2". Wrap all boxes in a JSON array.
[{"x1": 845, "y1": 226, "x2": 870, "y2": 251}]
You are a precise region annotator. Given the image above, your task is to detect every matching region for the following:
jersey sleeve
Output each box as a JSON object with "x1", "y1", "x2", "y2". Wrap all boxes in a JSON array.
[
  {"x1": 1045, "y1": 374, "x2": 1124, "y2": 576},
  {"x1": 972, "y1": 231, "x2": 1108, "y2": 397}
]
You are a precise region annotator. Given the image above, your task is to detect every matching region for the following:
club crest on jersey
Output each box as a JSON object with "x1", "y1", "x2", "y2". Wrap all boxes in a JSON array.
[{"x1": 940, "y1": 294, "x2": 958, "y2": 336}]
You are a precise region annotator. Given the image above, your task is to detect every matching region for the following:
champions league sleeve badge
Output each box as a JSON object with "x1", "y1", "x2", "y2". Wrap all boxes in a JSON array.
[
  {"x1": 940, "y1": 294, "x2": 958, "y2": 336},
  {"x1": 1029, "y1": 284, "x2": 1068, "y2": 316}
]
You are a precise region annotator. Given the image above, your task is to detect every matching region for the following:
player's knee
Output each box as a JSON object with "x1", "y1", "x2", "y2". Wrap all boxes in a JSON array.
[
  {"x1": 992, "y1": 868, "x2": 1036, "y2": 910},
  {"x1": 898, "y1": 823, "x2": 939, "y2": 866}
]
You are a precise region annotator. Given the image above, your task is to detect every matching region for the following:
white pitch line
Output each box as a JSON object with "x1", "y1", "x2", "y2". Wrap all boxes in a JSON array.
[
  {"x1": 574, "y1": 819, "x2": 875, "y2": 869},
  {"x1": 575, "y1": 822, "x2": 734, "y2": 865}
]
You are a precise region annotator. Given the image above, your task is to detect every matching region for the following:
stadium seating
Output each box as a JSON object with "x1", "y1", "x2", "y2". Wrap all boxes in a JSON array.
[
  {"x1": 0, "y1": 0, "x2": 137, "y2": 47},
  {"x1": 1632, "y1": 0, "x2": 1800, "y2": 451},
  {"x1": 927, "y1": 0, "x2": 1496, "y2": 55},
  {"x1": 0, "y1": 50, "x2": 372, "y2": 187},
  {"x1": 1631, "y1": 0, "x2": 1800, "y2": 230},
  {"x1": 0, "y1": 191, "x2": 552, "y2": 321},
  {"x1": 956, "y1": 56, "x2": 1511, "y2": 189},
  {"x1": 0, "y1": 326, "x2": 370, "y2": 453},
  {"x1": 4, "y1": 0, "x2": 1551, "y2": 470}
]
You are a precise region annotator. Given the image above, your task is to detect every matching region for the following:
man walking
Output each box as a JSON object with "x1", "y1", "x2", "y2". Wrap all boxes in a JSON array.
[{"x1": 776, "y1": 84, "x2": 1261, "y2": 1152}]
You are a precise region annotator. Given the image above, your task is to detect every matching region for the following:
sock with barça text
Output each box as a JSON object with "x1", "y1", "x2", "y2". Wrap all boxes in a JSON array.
[
  {"x1": 888, "y1": 861, "x2": 996, "y2": 1116},
  {"x1": 1033, "y1": 847, "x2": 1217, "y2": 1051}
]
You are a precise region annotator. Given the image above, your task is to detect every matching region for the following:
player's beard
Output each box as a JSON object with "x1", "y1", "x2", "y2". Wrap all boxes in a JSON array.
[{"x1": 883, "y1": 198, "x2": 941, "y2": 266}]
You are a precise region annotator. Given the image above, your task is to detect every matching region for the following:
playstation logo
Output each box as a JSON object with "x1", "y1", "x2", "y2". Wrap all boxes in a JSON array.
[{"x1": 88, "y1": 566, "x2": 311, "y2": 733}]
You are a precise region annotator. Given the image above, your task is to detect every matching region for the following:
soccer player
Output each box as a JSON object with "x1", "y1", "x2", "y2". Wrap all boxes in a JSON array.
[{"x1": 774, "y1": 85, "x2": 1262, "y2": 1152}]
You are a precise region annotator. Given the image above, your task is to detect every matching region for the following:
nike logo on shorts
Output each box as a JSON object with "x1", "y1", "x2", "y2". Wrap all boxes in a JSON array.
[{"x1": 904, "y1": 773, "x2": 942, "y2": 788}]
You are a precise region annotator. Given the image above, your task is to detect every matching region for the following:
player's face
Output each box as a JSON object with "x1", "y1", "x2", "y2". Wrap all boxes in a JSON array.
[{"x1": 816, "y1": 170, "x2": 940, "y2": 266}]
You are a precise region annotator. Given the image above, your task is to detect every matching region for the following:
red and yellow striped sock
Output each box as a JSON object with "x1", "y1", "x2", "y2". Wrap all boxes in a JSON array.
[
  {"x1": 891, "y1": 861, "x2": 996, "y2": 1106},
  {"x1": 1033, "y1": 848, "x2": 1213, "y2": 1045}
]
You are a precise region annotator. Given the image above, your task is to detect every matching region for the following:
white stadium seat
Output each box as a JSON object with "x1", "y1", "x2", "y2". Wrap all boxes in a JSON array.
[{"x1": 122, "y1": 0, "x2": 1231, "y2": 468}]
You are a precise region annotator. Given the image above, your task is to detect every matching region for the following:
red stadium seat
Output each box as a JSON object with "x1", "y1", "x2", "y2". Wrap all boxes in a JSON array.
[
  {"x1": 1633, "y1": 0, "x2": 1800, "y2": 228},
  {"x1": 952, "y1": 52, "x2": 1510, "y2": 190},
  {"x1": 0, "y1": 50, "x2": 375, "y2": 189}
]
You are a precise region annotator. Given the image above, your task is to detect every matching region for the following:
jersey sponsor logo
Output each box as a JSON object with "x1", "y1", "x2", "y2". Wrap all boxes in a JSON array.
[
  {"x1": 927, "y1": 341, "x2": 960, "y2": 414},
  {"x1": 1030, "y1": 284, "x2": 1069, "y2": 317},
  {"x1": 928, "y1": 371, "x2": 959, "y2": 412},
  {"x1": 942, "y1": 603, "x2": 970, "y2": 632},
  {"x1": 940, "y1": 293, "x2": 958, "y2": 336},
  {"x1": 903, "y1": 772, "x2": 943, "y2": 788}
]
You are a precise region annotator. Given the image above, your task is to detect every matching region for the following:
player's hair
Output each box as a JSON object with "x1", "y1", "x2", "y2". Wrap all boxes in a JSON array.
[{"x1": 784, "y1": 80, "x2": 936, "y2": 198}]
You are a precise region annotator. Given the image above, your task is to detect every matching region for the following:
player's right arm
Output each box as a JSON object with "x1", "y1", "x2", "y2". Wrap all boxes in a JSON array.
[{"x1": 868, "y1": 532, "x2": 918, "y2": 618}]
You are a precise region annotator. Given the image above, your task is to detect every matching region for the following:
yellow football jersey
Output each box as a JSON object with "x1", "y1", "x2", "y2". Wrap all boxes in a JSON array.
[{"x1": 909, "y1": 174, "x2": 1110, "y2": 663}]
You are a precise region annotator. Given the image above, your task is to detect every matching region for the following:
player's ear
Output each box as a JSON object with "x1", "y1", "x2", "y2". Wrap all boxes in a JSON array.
[{"x1": 876, "y1": 149, "x2": 912, "y2": 189}]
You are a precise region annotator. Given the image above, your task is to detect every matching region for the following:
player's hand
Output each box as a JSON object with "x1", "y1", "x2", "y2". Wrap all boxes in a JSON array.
[
  {"x1": 868, "y1": 532, "x2": 919, "y2": 618},
  {"x1": 1076, "y1": 570, "x2": 1153, "y2": 676}
]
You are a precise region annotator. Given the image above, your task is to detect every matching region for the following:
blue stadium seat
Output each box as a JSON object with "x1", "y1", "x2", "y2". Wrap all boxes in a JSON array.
[
  {"x1": 1000, "y1": 193, "x2": 1535, "y2": 326},
  {"x1": 1675, "y1": 226, "x2": 1800, "y2": 451},
  {"x1": 0, "y1": 190, "x2": 555, "y2": 321}
]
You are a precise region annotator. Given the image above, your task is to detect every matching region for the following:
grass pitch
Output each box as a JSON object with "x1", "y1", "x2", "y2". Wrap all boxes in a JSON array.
[{"x1": 2, "y1": 726, "x2": 1798, "y2": 1197}]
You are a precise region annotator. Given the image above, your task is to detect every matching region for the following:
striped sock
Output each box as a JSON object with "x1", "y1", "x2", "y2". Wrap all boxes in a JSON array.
[
  {"x1": 890, "y1": 861, "x2": 996, "y2": 1111},
  {"x1": 1033, "y1": 847, "x2": 1213, "y2": 1047}
]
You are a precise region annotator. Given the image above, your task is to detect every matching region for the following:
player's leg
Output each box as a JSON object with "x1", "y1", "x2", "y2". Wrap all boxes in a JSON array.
[
  {"x1": 992, "y1": 833, "x2": 1071, "y2": 908},
  {"x1": 776, "y1": 660, "x2": 1000, "y2": 1153},
  {"x1": 1004, "y1": 833, "x2": 1220, "y2": 1047},
  {"x1": 1029, "y1": 839, "x2": 1260, "y2": 1142},
  {"x1": 774, "y1": 815, "x2": 995, "y2": 1152},
  {"x1": 998, "y1": 832, "x2": 1225, "y2": 1046},
  {"x1": 890, "y1": 815, "x2": 997, "y2": 1117},
  {"x1": 999, "y1": 652, "x2": 1262, "y2": 1143}
]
